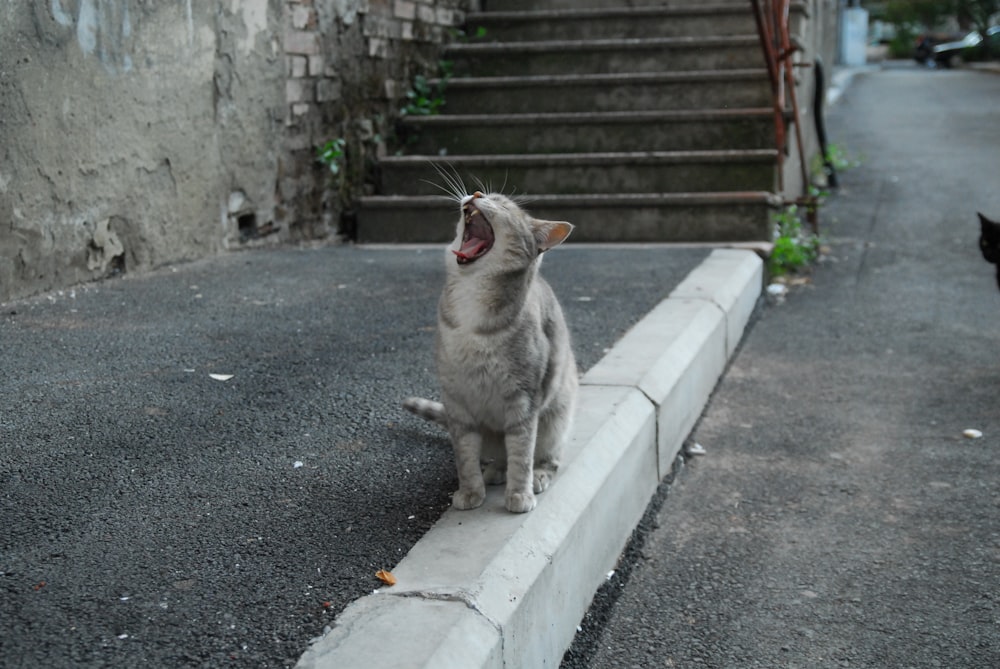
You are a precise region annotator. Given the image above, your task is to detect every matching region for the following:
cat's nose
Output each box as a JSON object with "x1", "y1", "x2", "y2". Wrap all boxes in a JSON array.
[{"x1": 472, "y1": 191, "x2": 483, "y2": 199}]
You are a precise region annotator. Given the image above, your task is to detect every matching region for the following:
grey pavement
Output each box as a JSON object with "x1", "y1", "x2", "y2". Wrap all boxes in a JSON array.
[
  {"x1": 0, "y1": 242, "x2": 711, "y2": 667},
  {"x1": 562, "y1": 62, "x2": 1000, "y2": 668}
]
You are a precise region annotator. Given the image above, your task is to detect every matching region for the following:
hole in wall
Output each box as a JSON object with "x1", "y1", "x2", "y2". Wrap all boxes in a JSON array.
[
  {"x1": 237, "y1": 212, "x2": 258, "y2": 241},
  {"x1": 109, "y1": 253, "x2": 126, "y2": 276}
]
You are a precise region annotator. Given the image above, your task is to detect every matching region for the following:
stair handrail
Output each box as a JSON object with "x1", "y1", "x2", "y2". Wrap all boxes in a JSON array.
[{"x1": 750, "y1": 0, "x2": 816, "y2": 230}]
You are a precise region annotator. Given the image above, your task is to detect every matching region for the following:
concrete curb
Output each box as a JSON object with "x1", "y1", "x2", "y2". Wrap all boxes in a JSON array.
[{"x1": 295, "y1": 248, "x2": 763, "y2": 669}]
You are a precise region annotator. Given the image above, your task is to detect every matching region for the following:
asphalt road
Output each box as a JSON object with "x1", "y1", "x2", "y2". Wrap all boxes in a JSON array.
[
  {"x1": 0, "y1": 242, "x2": 708, "y2": 667},
  {"x1": 562, "y1": 63, "x2": 1000, "y2": 668}
]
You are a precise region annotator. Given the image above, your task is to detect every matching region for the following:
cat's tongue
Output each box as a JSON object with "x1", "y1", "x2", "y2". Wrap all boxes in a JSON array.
[
  {"x1": 456, "y1": 234, "x2": 489, "y2": 260},
  {"x1": 453, "y1": 212, "x2": 494, "y2": 264}
]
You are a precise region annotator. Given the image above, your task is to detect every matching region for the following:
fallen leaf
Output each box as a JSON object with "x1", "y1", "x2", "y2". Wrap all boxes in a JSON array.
[{"x1": 375, "y1": 569, "x2": 396, "y2": 586}]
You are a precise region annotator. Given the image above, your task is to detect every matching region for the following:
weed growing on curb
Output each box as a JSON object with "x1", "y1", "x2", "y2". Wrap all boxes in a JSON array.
[
  {"x1": 770, "y1": 205, "x2": 821, "y2": 277},
  {"x1": 811, "y1": 142, "x2": 862, "y2": 184},
  {"x1": 772, "y1": 142, "x2": 859, "y2": 277}
]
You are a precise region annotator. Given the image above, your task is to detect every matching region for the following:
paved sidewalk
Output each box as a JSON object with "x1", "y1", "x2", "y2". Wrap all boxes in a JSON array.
[
  {"x1": 563, "y1": 62, "x2": 1000, "y2": 669},
  {"x1": 295, "y1": 247, "x2": 762, "y2": 668},
  {"x1": 1, "y1": 242, "x2": 718, "y2": 667}
]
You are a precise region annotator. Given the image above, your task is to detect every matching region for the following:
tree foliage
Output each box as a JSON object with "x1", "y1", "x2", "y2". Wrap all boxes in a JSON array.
[
  {"x1": 878, "y1": 0, "x2": 999, "y2": 58},
  {"x1": 879, "y1": 0, "x2": 999, "y2": 29}
]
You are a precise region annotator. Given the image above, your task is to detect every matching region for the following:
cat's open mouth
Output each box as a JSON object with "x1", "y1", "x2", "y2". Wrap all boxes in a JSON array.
[{"x1": 453, "y1": 199, "x2": 495, "y2": 265}]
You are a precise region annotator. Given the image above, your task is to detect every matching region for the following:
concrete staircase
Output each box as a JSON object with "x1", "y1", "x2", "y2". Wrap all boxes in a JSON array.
[{"x1": 357, "y1": 1, "x2": 790, "y2": 243}]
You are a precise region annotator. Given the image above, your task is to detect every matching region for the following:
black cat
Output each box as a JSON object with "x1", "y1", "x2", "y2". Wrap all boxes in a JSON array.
[{"x1": 978, "y1": 213, "x2": 1000, "y2": 289}]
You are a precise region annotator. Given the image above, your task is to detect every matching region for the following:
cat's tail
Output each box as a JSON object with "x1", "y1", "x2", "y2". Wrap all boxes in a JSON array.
[{"x1": 403, "y1": 397, "x2": 448, "y2": 427}]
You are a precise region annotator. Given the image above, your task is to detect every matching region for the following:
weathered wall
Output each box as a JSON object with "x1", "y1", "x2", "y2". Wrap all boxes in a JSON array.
[
  {"x1": 781, "y1": 0, "x2": 841, "y2": 201},
  {"x1": 0, "y1": 1, "x2": 284, "y2": 301},
  {"x1": 282, "y1": 0, "x2": 466, "y2": 240},
  {"x1": 0, "y1": 0, "x2": 465, "y2": 302}
]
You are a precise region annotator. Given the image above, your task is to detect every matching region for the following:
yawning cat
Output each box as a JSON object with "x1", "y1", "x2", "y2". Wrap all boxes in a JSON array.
[
  {"x1": 978, "y1": 212, "x2": 1000, "y2": 290},
  {"x1": 404, "y1": 190, "x2": 578, "y2": 513}
]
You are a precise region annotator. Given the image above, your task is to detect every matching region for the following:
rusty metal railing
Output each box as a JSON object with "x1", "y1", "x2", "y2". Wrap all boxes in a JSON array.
[{"x1": 750, "y1": 0, "x2": 818, "y2": 231}]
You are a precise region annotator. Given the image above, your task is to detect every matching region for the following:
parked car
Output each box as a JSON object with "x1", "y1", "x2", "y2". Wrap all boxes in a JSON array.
[
  {"x1": 932, "y1": 26, "x2": 1000, "y2": 67},
  {"x1": 914, "y1": 31, "x2": 964, "y2": 64}
]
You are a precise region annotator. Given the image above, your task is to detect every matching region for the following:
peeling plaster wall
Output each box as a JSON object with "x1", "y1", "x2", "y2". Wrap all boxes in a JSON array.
[
  {"x1": 781, "y1": 0, "x2": 840, "y2": 201},
  {"x1": 1, "y1": 0, "x2": 465, "y2": 302},
  {"x1": 0, "y1": 0, "x2": 286, "y2": 302}
]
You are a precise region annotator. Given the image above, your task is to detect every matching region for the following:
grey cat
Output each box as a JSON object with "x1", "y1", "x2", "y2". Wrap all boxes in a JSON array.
[{"x1": 404, "y1": 190, "x2": 578, "y2": 513}]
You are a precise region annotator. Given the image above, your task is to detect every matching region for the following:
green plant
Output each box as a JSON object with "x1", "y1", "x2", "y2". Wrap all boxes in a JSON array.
[
  {"x1": 316, "y1": 138, "x2": 347, "y2": 175},
  {"x1": 876, "y1": 0, "x2": 1000, "y2": 59},
  {"x1": 823, "y1": 143, "x2": 857, "y2": 172},
  {"x1": 449, "y1": 25, "x2": 488, "y2": 41},
  {"x1": 810, "y1": 143, "x2": 860, "y2": 180},
  {"x1": 769, "y1": 205, "x2": 821, "y2": 277},
  {"x1": 400, "y1": 60, "x2": 452, "y2": 117},
  {"x1": 880, "y1": 0, "x2": 954, "y2": 31}
]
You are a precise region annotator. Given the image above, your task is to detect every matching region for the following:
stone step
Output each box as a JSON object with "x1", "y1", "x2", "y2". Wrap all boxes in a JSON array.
[
  {"x1": 379, "y1": 151, "x2": 778, "y2": 196},
  {"x1": 480, "y1": 0, "x2": 808, "y2": 20},
  {"x1": 436, "y1": 69, "x2": 771, "y2": 115},
  {"x1": 398, "y1": 109, "x2": 778, "y2": 154},
  {"x1": 357, "y1": 192, "x2": 777, "y2": 243},
  {"x1": 465, "y1": 4, "x2": 756, "y2": 42},
  {"x1": 482, "y1": 0, "x2": 694, "y2": 10},
  {"x1": 443, "y1": 36, "x2": 763, "y2": 77},
  {"x1": 358, "y1": 0, "x2": 795, "y2": 245}
]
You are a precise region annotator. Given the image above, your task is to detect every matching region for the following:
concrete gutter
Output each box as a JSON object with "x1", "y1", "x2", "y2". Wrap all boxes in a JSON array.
[{"x1": 295, "y1": 248, "x2": 763, "y2": 669}]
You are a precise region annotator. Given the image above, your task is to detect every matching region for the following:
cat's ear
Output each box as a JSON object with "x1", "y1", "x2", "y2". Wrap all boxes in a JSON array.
[
  {"x1": 532, "y1": 220, "x2": 574, "y2": 253},
  {"x1": 979, "y1": 212, "x2": 997, "y2": 227}
]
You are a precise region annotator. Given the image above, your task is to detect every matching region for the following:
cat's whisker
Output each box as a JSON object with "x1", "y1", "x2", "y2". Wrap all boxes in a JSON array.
[
  {"x1": 446, "y1": 167, "x2": 467, "y2": 201},
  {"x1": 512, "y1": 191, "x2": 536, "y2": 206},
  {"x1": 472, "y1": 174, "x2": 490, "y2": 197},
  {"x1": 421, "y1": 178, "x2": 465, "y2": 202},
  {"x1": 428, "y1": 161, "x2": 468, "y2": 202}
]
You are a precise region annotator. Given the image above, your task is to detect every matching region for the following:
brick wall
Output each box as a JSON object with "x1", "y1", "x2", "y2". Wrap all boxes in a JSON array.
[
  {"x1": 281, "y1": 0, "x2": 467, "y2": 240},
  {"x1": 0, "y1": 1, "x2": 467, "y2": 301}
]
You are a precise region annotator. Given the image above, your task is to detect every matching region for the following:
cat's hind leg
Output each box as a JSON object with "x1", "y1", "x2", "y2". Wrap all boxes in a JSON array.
[{"x1": 532, "y1": 393, "x2": 575, "y2": 494}]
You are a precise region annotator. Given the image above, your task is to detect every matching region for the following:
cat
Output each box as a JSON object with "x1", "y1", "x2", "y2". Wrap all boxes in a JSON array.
[
  {"x1": 978, "y1": 212, "x2": 1000, "y2": 290},
  {"x1": 404, "y1": 189, "x2": 578, "y2": 513}
]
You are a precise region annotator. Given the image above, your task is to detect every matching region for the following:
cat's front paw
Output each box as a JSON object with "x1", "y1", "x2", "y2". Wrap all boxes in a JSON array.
[
  {"x1": 505, "y1": 491, "x2": 536, "y2": 513},
  {"x1": 452, "y1": 487, "x2": 486, "y2": 510}
]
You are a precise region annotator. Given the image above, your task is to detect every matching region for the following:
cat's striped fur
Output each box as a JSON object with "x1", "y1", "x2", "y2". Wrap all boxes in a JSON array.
[{"x1": 404, "y1": 184, "x2": 577, "y2": 513}]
